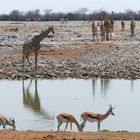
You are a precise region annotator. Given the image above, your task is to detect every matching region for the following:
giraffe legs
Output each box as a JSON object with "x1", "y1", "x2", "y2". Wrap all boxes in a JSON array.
[
  {"x1": 106, "y1": 32, "x2": 109, "y2": 41},
  {"x1": 92, "y1": 35, "x2": 98, "y2": 42},
  {"x1": 101, "y1": 35, "x2": 105, "y2": 41},
  {"x1": 22, "y1": 51, "x2": 39, "y2": 73},
  {"x1": 22, "y1": 49, "x2": 27, "y2": 73},
  {"x1": 35, "y1": 51, "x2": 39, "y2": 71},
  {"x1": 27, "y1": 57, "x2": 34, "y2": 70},
  {"x1": 22, "y1": 55, "x2": 25, "y2": 73},
  {"x1": 22, "y1": 51, "x2": 34, "y2": 72}
]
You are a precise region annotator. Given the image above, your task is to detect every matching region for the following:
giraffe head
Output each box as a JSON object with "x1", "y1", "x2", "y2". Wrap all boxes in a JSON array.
[{"x1": 48, "y1": 25, "x2": 55, "y2": 34}]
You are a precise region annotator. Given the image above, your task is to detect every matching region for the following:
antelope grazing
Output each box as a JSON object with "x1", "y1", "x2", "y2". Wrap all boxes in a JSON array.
[
  {"x1": 80, "y1": 105, "x2": 115, "y2": 132},
  {"x1": 57, "y1": 113, "x2": 84, "y2": 132},
  {"x1": 0, "y1": 114, "x2": 16, "y2": 129}
]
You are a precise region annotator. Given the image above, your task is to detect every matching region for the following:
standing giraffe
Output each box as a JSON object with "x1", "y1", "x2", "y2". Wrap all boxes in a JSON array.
[
  {"x1": 130, "y1": 19, "x2": 136, "y2": 36},
  {"x1": 110, "y1": 11, "x2": 114, "y2": 31},
  {"x1": 101, "y1": 12, "x2": 112, "y2": 41},
  {"x1": 100, "y1": 20, "x2": 106, "y2": 41},
  {"x1": 104, "y1": 19, "x2": 112, "y2": 41},
  {"x1": 121, "y1": 20, "x2": 125, "y2": 31},
  {"x1": 91, "y1": 18, "x2": 98, "y2": 42},
  {"x1": 22, "y1": 26, "x2": 54, "y2": 72}
]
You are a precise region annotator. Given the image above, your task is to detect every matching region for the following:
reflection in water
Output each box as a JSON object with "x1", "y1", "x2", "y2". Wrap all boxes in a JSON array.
[
  {"x1": 92, "y1": 79, "x2": 110, "y2": 99},
  {"x1": 92, "y1": 79, "x2": 135, "y2": 99},
  {"x1": 92, "y1": 79, "x2": 96, "y2": 100},
  {"x1": 101, "y1": 79, "x2": 110, "y2": 97},
  {"x1": 22, "y1": 80, "x2": 54, "y2": 120},
  {"x1": 130, "y1": 80, "x2": 134, "y2": 93}
]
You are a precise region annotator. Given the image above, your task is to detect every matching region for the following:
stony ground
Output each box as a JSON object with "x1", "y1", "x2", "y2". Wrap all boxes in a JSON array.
[
  {"x1": 0, "y1": 21, "x2": 140, "y2": 139},
  {"x1": 0, "y1": 21, "x2": 140, "y2": 80}
]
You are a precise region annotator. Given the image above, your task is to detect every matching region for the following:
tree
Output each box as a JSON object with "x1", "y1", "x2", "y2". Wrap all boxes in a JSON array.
[
  {"x1": 125, "y1": 9, "x2": 136, "y2": 20},
  {"x1": 25, "y1": 9, "x2": 41, "y2": 21},
  {"x1": 75, "y1": 8, "x2": 89, "y2": 20},
  {"x1": 9, "y1": 10, "x2": 22, "y2": 21},
  {"x1": 0, "y1": 14, "x2": 10, "y2": 21}
]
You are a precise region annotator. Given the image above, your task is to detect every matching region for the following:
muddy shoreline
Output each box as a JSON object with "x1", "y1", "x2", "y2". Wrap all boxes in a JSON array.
[{"x1": 0, "y1": 130, "x2": 140, "y2": 140}]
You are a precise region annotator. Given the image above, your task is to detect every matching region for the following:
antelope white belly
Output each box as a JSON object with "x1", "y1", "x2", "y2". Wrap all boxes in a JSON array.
[{"x1": 87, "y1": 117, "x2": 98, "y2": 122}]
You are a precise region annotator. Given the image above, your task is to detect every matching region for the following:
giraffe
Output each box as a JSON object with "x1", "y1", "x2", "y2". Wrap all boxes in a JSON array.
[
  {"x1": 100, "y1": 20, "x2": 106, "y2": 41},
  {"x1": 91, "y1": 18, "x2": 98, "y2": 42},
  {"x1": 110, "y1": 11, "x2": 114, "y2": 32},
  {"x1": 130, "y1": 19, "x2": 136, "y2": 36},
  {"x1": 121, "y1": 20, "x2": 125, "y2": 31},
  {"x1": 101, "y1": 12, "x2": 112, "y2": 41},
  {"x1": 104, "y1": 19, "x2": 112, "y2": 41},
  {"x1": 22, "y1": 26, "x2": 54, "y2": 72}
]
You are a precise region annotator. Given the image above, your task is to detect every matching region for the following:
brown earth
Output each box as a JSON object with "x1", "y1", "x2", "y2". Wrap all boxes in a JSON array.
[{"x1": 1, "y1": 130, "x2": 140, "y2": 140}]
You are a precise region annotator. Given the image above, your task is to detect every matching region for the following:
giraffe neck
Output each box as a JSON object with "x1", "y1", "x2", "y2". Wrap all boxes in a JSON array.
[
  {"x1": 33, "y1": 29, "x2": 52, "y2": 43},
  {"x1": 92, "y1": 20, "x2": 95, "y2": 25}
]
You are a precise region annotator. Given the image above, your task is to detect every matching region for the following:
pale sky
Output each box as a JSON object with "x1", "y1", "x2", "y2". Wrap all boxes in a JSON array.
[{"x1": 1, "y1": 0, "x2": 140, "y2": 14}]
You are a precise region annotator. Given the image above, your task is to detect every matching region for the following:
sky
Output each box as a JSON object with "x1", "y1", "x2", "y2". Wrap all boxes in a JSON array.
[{"x1": 1, "y1": 0, "x2": 140, "y2": 14}]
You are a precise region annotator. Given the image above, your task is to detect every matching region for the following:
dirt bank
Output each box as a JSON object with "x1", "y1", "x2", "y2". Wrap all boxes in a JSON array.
[{"x1": 0, "y1": 130, "x2": 140, "y2": 140}]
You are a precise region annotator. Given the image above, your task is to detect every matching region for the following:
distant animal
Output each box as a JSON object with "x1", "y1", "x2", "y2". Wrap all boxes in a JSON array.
[
  {"x1": 57, "y1": 113, "x2": 84, "y2": 132},
  {"x1": 130, "y1": 19, "x2": 136, "y2": 36},
  {"x1": 9, "y1": 27, "x2": 18, "y2": 32},
  {"x1": 121, "y1": 20, "x2": 125, "y2": 31},
  {"x1": 0, "y1": 114, "x2": 16, "y2": 129},
  {"x1": 80, "y1": 105, "x2": 115, "y2": 131},
  {"x1": 104, "y1": 19, "x2": 112, "y2": 40},
  {"x1": 91, "y1": 19, "x2": 98, "y2": 42},
  {"x1": 100, "y1": 20, "x2": 106, "y2": 41}
]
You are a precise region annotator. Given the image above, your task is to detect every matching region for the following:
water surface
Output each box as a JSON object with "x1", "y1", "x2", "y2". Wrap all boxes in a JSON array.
[{"x1": 0, "y1": 79, "x2": 139, "y2": 131}]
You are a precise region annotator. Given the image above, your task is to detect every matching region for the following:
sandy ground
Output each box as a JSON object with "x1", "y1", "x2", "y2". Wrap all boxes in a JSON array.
[
  {"x1": 0, "y1": 21, "x2": 140, "y2": 139},
  {"x1": 0, "y1": 130, "x2": 140, "y2": 140}
]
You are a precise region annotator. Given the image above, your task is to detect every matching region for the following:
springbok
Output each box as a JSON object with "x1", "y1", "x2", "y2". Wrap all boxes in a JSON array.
[
  {"x1": 0, "y1": 114, "x2": 16, "y2": 129},
  {"x1": 57, "y1": 113, "x2": 84, "y2": 132},
  {"x1": 80, "y1": 105, "x2": 115, "y2": 132}
]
